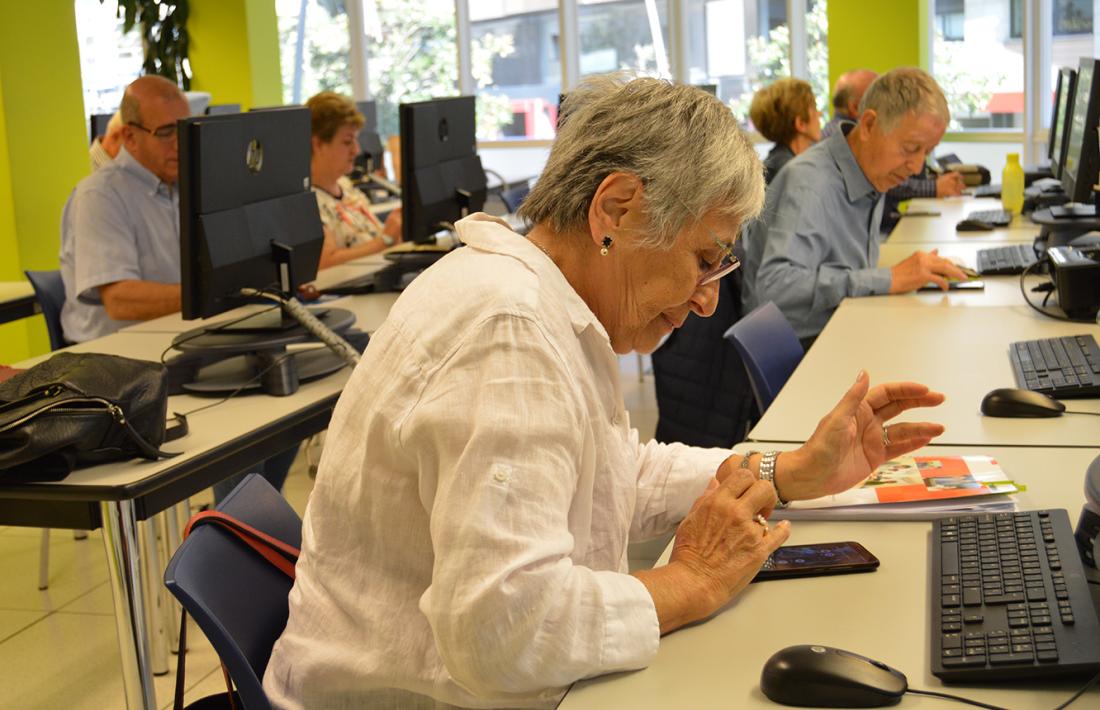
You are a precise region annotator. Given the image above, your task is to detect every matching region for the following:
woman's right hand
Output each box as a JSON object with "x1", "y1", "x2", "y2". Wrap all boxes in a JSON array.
[{"x1": 634, "y1": 468, "x2": 790, "y2": 634}]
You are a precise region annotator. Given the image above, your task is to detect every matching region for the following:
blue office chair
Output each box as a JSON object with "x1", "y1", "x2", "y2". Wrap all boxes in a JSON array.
[
  {"x1": 25, "y1": 269, "x2": 74, "y2": 590},
  {"x1": 724, "y1": 301, "x2": 805, "y2": 414},
  {"x1": 23, "y1": 269, "x2": 67, "y2": 351},
  {"x1": 164, "y1": 474, "x2": 302, "y2": 710},
  {"x1": 499, "y1": 180, "x2": 531, "y2": 213}
]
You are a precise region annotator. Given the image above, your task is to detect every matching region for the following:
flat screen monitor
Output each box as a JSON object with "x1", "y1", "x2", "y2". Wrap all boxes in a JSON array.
[
  {"x1": 178, "y1": 106, "x2": 324, "y2": 321},
  {"x1": 89, "y1": 113, "x2": 112, "y2": 144},
  {"x1": 1049, "y1": 68, "x2": 1076, "y2": 179},
  {"x1": 399, "y1": 95, "x2": 487, "y2": 244},
  {"x1": 353, "y1": 100, "x2": 385, "y2": 175},
  {"x1": 1061, "y1": 57, "x2": 1100, "y2": 203},
  {"x1": 206, "y1": 103, "x2": 242, "y2": 116}
]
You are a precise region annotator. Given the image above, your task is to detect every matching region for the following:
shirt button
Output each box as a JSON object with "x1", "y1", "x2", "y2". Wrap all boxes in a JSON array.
[{"x1": 490, "y1": 464, "x2": 512, "y2": 483}]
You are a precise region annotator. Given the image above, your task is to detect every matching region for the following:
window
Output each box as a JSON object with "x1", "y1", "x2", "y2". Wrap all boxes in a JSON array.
[
  {"x1": 364, "y1": 0, "x2": 457, "y2": 140},
  {"x1": 470, "y1": 1, "x2": 561, "y2": 141},
  {"x1": 74, "y1": 0, "x2": 144, "y2": 117},
  {"x1": 578, "y1": 1, "x2": 670, "y2": 79},
  {"x1": 933, "y1": 0, "x2": 1024, "y2": 131},
  {"x1": 936, "y1": 0, "x2": 965, "y2": 41},
  {"x1": 277, "y1": 0, "x2": 352, "y2": 106},
  {"x1": 1054, "y1": 0, "x2": 1093, "y2": 35}
]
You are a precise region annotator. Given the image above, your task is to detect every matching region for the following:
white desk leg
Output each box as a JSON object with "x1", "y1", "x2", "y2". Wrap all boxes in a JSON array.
[{"x1": 101, "y1": 500, "x2": 157, "y2": 710}]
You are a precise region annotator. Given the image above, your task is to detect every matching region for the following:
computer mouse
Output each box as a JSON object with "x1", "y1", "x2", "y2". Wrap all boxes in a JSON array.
[
  {"x1": 760, "y1": 645, "x2": 907, "y2": 707},
  {"x1": 980, "y1": 388, "x2": 1066, "y2": 418},
  {"x1": 956, "y1": 218, "x2": 996, "y2": 232}
]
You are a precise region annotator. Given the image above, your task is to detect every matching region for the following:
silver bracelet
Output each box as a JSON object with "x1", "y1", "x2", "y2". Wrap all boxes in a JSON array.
[{"x1": 758, "y1": 451, "x2": 788, "y2": 507}]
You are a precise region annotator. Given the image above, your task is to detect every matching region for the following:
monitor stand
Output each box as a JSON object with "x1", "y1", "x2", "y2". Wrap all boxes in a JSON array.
[{"x1": 166, "y1": 307, "x2": 362, "y2": 396}]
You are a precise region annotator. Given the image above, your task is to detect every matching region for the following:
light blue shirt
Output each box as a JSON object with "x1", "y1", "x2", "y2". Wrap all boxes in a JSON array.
[
  {"x1": 59, "y1": 146, "x2": 180, "y2": 343},
  {"x1": 740, "y1": 126, "x2": 891, "y2": 339}
]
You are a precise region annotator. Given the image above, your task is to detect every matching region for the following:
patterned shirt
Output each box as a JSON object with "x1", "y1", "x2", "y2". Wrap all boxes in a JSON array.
[{"x1": 312, "y1": 176, "x2": 384, "y2": 247}]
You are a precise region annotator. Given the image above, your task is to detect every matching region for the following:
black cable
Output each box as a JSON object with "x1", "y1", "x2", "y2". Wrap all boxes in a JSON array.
[
  {"x1": 1065, "y1": 410, "x2": 1100, "y2": 416},
  {"x1": 158, "y1": 300, "x2": 283, "y2": 365},
  {"x1": 1017, "y1": 258, "x2": 1097, "y2": 323},
  {"x1": 1052, "y1": 668, "x2": 1100, "y2": 709},
  {"x1": 906, "y1": 688, "x2": 1007, "y2": 709},
  {"x1": 171, "y1": 350, "x2": 294, "y2": 420}
]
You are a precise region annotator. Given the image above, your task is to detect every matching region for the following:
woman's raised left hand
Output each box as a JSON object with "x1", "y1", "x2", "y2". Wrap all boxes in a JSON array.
[{"x1": 775, "y1": 370, "x2": 946, "y2": 501}]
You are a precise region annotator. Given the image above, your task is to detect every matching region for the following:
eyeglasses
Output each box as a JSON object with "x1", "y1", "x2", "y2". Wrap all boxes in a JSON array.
[
  {"x1": 127, "y1": 121, "x2": 178, "y2": 141},
  {"x1": 696, "y1": 220, "x2": 741, "y2": 287}
]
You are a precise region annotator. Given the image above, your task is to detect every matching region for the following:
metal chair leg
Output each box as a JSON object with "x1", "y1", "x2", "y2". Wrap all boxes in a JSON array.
[{"x1": 38, "y1": 529, "x2": 49, "y2": 590}]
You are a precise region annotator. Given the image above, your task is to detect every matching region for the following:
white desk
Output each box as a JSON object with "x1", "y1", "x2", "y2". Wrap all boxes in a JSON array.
[
  {"x1": 749, "y1": 301, "x2": 1100, "y2": 447},
  {"x1": 561, "y1": 444, "x2": 1100, "y2": 710},
  {"x1": 0, "y1": 279, "x2": 37, "y2": 324},
  {"x1": 889, "y1": 197, "x2": 1039, "y2": 246}
]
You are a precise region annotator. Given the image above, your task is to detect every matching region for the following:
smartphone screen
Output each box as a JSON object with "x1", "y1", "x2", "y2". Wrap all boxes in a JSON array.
[{"x1": 753, "y1": 541, "x2": 879, "y2": 582}]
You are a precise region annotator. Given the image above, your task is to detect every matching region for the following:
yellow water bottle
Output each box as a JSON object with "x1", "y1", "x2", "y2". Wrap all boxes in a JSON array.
[{"x1": 1001, "y1": 152, "x2": 1025, "y2": 215}]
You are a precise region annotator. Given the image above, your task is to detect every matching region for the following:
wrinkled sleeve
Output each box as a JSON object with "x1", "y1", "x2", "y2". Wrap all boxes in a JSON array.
[
  {"x1": 71, "y1": 185, "x2": 142, "y2": 303},
  {"x1": 755, "y1": 184, "x2": 891, "y2": 333},
  {"x1": 628, "y1": 433, "x2": 732, "y2": 541},
  {"x1": 405, "y1": 312, "x2": 660, "y2": 700}
]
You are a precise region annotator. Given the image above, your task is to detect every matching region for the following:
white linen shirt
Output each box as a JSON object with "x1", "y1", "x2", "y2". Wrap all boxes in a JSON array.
[{"x1": 264, "y1": 214, "x2": 732, "y2": 709}]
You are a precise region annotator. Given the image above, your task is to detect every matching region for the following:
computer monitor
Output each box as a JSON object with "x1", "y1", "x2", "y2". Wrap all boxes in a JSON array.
[
  {"x1": 89, "y1": 113, "x2": 113, "y2": 144},
  {"x1": 1049, "y1": 68, "x2": 1076, "y2": 179},
  {"x1": 178, "y1": 106, "x2": 324, "y2": 321},
  {"x1": 205, "y1": 103, "x2": 242, "y2": 116},
  {"x1": 1060, "y1": 57, "x2": 1100, "y2": 204},
  {"x1": 353, "y1": 100, "x2": 385, "y2": 175},
  {"x1": 399, "y1": 95, "x2": 487, "y2": 244}
]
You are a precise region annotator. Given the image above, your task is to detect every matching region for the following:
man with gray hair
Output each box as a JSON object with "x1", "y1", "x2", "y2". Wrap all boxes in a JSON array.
[
  {"x1": 60, "y1": 74, "x2": 189, "y2": 343},
  {"x1": 741, "y1": 67, "x2": 968, "y2": 344},
  {"x1": 822, "y1": 68, "x2": 879, "y2": 138}
]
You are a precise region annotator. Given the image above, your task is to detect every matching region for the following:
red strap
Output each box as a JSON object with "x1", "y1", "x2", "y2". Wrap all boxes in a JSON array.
[{"x1": 183, "y1": 510, "x2": 299, "y2": 579}]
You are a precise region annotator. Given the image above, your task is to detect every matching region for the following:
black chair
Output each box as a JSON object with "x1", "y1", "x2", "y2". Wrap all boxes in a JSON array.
[
  {"x1": 23, "y1": 269, "x2": 67, "y2": 351},
  {"x1": 500, "y1": 180, "x2": 531, "y2": 213},
  {"x1": 164, "y1": 474, "x2": 302, "y2": 709}
]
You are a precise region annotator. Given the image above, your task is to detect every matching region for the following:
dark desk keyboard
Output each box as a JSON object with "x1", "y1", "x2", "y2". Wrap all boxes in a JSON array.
[
  {"x1": 932, "y1": 510, "x2": 1100, "y2": 681},
  {"x1": 1010, "y1": 334, "x2": 1100, "y2": 398},
  {"x1": 967, "y1": 209, "x2": 1013, "y2": 226},
  {"x1": 976, "y1": 244, "x2": 1039, "y2": 275}
]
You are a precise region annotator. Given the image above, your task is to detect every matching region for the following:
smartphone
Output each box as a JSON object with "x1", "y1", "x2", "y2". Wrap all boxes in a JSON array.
[
  {"x1": 753, "y1": 541, "x2": 879, "y2": 582},
  {"x1": 918, "y1": 279, "x2": 985, "y2": 291}
]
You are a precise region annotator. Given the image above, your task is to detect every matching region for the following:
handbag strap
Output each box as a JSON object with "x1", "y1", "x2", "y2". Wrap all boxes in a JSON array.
[{"x1": 172, "y1": 510, "x2": 300, "y2": 710}]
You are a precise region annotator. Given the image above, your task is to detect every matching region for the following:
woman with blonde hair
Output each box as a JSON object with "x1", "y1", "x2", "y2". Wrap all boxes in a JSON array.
[
  {"x1": 307, "y1": 91, "x2": 402, "y2": 267},
  {"x1": 749, "y1": 77, "x2": 821, "y2": 183}
]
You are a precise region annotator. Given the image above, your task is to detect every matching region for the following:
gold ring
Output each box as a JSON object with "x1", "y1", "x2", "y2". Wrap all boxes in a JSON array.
[{"x1": 882, "y1": 425, "x2": 891, "y2": 447}]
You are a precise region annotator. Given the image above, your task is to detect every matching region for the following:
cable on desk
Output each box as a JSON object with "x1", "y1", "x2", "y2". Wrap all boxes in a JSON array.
[
  {"x1": 171, "y1": 350, "x2": 294, "y2": 420},
  {"x1": 1052, "y1": 668, "x2": 1100, "y2": 709},
  {"x1": 906, "y1": 688, "x2": 1007, "y2": 709},
  {"x1": 1018, "y1": 260, "x2": 1097, "y2": 323}
]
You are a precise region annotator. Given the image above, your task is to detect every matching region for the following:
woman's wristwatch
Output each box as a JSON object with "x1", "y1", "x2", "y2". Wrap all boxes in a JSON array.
[{"x1": 740, "y1": 450, "x2": 788, "y2": 507}]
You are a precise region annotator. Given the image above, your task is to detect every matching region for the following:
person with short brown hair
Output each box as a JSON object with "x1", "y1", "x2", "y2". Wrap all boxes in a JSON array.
[
  {"x1": 749, "y1": 78, "x2": 821, "y2": 183},
  {"x1": 306, "y1": 91, "x2": 401, "y2": 268}
]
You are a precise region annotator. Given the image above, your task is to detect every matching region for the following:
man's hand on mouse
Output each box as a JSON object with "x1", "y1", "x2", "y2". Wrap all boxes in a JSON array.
[{"x1": 889, "y1": 249, "x2": 970, "y2": 293}]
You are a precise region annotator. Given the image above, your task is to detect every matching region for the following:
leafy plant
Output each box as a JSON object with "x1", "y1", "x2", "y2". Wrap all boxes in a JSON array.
[{"x1": 103, "y1": 0, "x2": 191, "y2": 89}]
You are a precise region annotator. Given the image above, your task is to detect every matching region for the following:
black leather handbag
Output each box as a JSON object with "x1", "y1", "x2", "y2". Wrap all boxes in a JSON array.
[{"x1": 0, "y1": 352, "x2": 185, "y2": 482}]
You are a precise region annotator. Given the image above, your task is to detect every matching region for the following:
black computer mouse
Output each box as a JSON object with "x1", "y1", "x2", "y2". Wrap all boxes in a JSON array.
[
  {"x1": 980, "y1": 387, "x2": 1066, "y2": 418},
  {"x1": 956, "y1": 218, "x2": 996, "y2": 232},
  {"x1": 760, "y1": 645, "x2": 907, "y2": 707}
]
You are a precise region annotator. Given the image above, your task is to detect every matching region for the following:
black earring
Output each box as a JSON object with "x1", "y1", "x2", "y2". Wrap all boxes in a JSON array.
[{"x1": 600, "y1": 236, "x2": 612, "y2": 256}]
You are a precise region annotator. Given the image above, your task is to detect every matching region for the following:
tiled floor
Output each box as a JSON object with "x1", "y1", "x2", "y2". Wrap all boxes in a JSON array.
[{"x1": 0, "y1": 357, "x2": 661, "y2": 709}]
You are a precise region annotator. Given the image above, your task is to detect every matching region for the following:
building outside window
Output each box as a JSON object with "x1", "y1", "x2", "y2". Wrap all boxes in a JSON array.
[{"x1": 578, "y1": 0, "x2": 670, "y2": 78}]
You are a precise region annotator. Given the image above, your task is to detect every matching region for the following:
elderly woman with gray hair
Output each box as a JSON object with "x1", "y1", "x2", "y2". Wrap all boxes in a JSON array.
[{"x1": 264, "y1": 75, "x2": 948, "y2": 709}]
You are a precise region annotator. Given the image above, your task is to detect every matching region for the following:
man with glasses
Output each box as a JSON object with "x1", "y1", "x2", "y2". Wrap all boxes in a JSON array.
[
  {"x1": 60, "y1": 75, "x2": 188, "y2": 343},
  {"x1": 740, "y1": 67, "x2": 968, "y2": 348}
]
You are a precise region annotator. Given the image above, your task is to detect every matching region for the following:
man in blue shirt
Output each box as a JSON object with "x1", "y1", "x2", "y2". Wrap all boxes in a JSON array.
[
  {"x1": 741, "y1": 67, "x2": 968, "y2": 343},
  {"x1": 60, "y1": 75, "x2": 189, "y2": 343}
]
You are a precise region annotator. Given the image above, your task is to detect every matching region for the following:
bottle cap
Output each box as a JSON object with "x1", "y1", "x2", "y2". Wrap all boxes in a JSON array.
[{"x1": 1007, "y1": 152, "x2": 1020, "y2": 162}]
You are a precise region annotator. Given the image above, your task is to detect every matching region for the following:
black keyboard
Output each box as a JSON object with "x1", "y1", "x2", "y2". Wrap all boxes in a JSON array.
[
  {"x1": 932, "y1": 510, "x2": 1100, "y2": 681},
  {"x1": 972, "y1": 184, "x2": 1002, "y2": 198},
  {"x1": 1010, "y1": 334, "x2": 1100, "y2": 398},
  {"x1": 967, "y1": 209, "x2": 1013, "y2": 226},
  {"x1": 976, "y1": 244, "x2": 1039, "y2": 275}
]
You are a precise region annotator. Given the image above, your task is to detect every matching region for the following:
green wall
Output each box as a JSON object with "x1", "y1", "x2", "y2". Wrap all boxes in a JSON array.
[
  {"x1": 190, "y1": 0, "x2": 283, "y2": 109},
  {"x1": 827, "y1": 0, "x2": 930, "y2": 109},
  {"x1": 0, "y1": 1, "x2": 87, "y2": 362}
]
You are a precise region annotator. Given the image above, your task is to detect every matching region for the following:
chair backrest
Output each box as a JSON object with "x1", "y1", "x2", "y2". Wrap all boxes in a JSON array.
[
  {"x1": 23, "y1": 270, "x2": 67, "y2": 351},
  {"x1": 724, "y1": 301, "x2": 804, "y2": 413},
  {"x1": 499, "y1": 180, "x2": 530, "y2": 213},
  {"x1": 164, "y1": 475, "x2": 302, "y2": 710}
]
